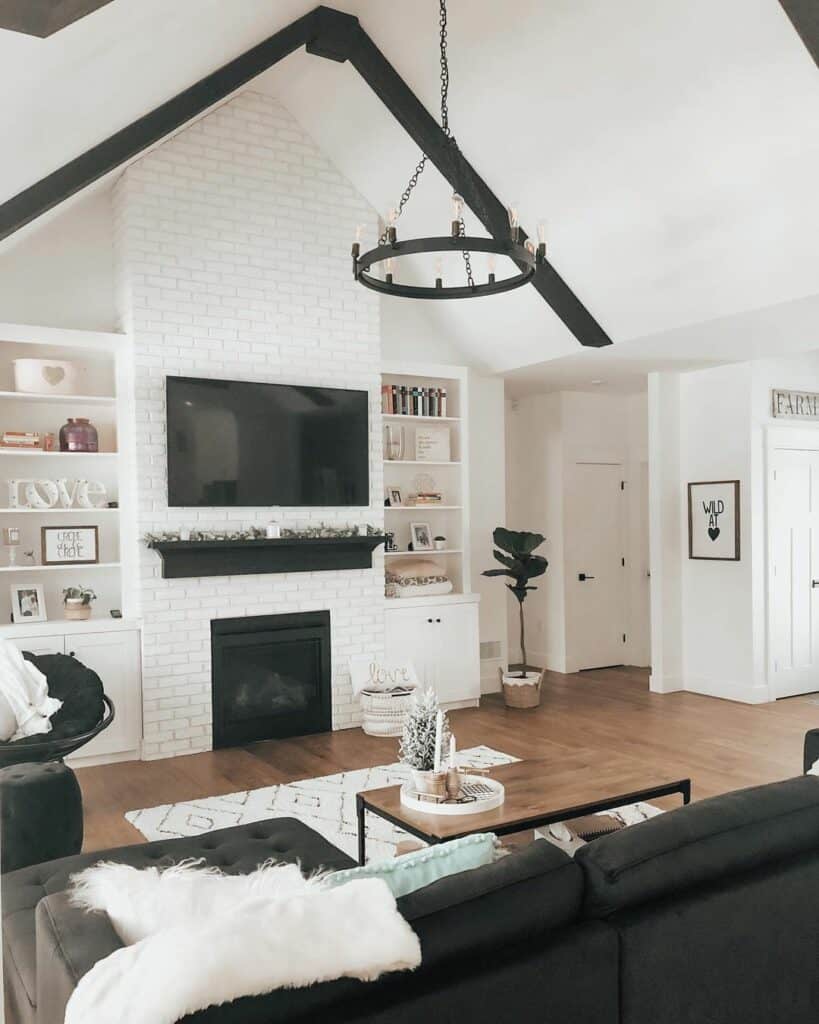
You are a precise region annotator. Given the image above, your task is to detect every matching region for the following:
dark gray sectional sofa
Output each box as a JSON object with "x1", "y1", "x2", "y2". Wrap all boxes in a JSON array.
[{"x1": 5, "y1": 774, "x2": 819, "y2": 1024}]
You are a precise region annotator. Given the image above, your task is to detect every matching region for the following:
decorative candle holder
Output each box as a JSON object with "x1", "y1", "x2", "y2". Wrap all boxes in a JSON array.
[{"x1": 410, "y1": 769, "x2": 447, "y2": 799}]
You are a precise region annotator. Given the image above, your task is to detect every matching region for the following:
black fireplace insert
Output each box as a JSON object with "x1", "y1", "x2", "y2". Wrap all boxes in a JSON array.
[{"x1": 211, "y1": 611, "x2": 331, "y2": 749}]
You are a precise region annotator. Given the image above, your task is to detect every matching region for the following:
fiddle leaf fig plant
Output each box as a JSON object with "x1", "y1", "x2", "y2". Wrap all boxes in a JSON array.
[{"x1": 482, "y1": 527, "x2": 548, "y2": 677}]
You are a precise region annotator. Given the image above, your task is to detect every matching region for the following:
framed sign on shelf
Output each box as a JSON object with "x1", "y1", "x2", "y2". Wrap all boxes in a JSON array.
[
  {"x1": 415, "y1": 425, "x2": 451, "y2": 462},
  {"x1": 687, "y1": 481, "x2": 740, "y2": 561},
  {"x1": 41, "y1": 525, "x2": 100, "y2": 566}
]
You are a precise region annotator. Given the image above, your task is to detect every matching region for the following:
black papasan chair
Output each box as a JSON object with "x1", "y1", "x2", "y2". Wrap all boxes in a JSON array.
[{"x1": 0, "y1": 651, "x2": 114, "y2": 768}]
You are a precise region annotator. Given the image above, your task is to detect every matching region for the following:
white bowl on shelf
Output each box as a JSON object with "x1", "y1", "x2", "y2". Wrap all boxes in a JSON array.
[{"x1": 13, "y1": 359, "x2": 80, "y2": 396}]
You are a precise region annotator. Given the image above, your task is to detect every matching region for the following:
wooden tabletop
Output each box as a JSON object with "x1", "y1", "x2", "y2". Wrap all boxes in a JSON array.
[{"x1": 358, "y1": 753, "x2": 689, "y2": 840}]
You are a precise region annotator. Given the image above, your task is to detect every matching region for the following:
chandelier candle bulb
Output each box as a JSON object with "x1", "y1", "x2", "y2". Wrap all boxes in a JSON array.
[
  {"x1": 435, "y1": 256, "x2": 443, "y2": 289},
  {"x1": 385, "y1": 257, "x2": 394, "y2": 285},
  {"x1": 351, "y1": 224, "x2": 363, "y2": 258},
  {"x1": 507, "y1": 203, "x2": 520, "y2": 242},
  {"x1": 387, "y1": 206, "x2": 398, "y2": 243},
  {"x1": 537, "y1": 220, "x2": 547, "y2": 261},
  {"x1": 488, "y1": 253, "x2": 496, "y2": 284},
  {"x1": 451, "y1": 192, "x2": 464, "y2": 236}
]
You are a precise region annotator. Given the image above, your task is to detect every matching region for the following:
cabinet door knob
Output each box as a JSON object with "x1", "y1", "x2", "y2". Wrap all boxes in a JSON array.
[
  {"x1": 427, "y1": 618, "x2": 433, "y2": 623},
  {"x1": 435, "y1": 618, "x2": 441, "y2": 623},
  {"x1": 68, "y1": 650, "x2": 75, "y2": 658}
]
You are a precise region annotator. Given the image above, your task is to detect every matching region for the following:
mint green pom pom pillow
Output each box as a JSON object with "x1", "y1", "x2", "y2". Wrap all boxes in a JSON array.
[{"x1": 324, "y1": 833, "x2": 499, "y2": 899}]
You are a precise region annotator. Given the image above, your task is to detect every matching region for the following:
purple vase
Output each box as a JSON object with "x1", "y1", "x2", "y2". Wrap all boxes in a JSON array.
[{"x1": 59, "y1": 418, "x2": 99, "y2": 453}]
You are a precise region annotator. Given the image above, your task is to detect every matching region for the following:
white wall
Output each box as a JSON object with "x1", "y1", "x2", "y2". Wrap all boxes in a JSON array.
[
  {"x1": 0, "y1": 190, "x2": 118, "y2": 332},
  {"x1": 649, "y1": 350, "x2": 819, "y2": 705},
  {"x1": 465, "y1": 370, "x2": 508, "y2": 690},
  {"x1": 506, "y1": 389, "x2": 650, "y2": 674},
  {"x1": 380, "y1": 299, "x2": 470, "y2": 366}
]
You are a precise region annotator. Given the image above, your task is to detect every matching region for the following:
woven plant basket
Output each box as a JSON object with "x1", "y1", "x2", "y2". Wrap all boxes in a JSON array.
[
  {"x1": 360, "y1": 689, "x2": 416, "y2": 737},
  {"x1": 499, "y1": 668, "x2": 543, "y2": 709}
]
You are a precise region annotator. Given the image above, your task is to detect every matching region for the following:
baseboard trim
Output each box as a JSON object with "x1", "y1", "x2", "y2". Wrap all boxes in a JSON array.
[
  {"x1": 683, "y1": 676, "x2": 772, "y2": 705},
  {"x1": 649, "y1": 672, "x2": 684, "y2": 694}
]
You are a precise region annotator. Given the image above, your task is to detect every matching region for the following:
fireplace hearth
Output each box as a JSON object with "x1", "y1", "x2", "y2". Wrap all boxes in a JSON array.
[{"x1": 211, "y1": 612, "x2": 331, "y2": 749}]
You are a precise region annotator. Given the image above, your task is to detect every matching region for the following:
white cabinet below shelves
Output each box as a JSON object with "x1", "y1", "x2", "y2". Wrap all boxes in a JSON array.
[
  {"x1": 385, "y1": 597, "x2": 480, "y2": 708},
  {"x1": 7, "y1": 625, "x2": 142, "y2": 764}
]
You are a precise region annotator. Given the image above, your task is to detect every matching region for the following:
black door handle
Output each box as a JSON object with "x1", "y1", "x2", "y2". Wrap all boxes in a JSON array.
[
  {"x1": 578, "y1": 573, "x2": 595, "y2": 582},
  {"x1": 812, "y1": 580, "x2": 819, "y2": 589}
]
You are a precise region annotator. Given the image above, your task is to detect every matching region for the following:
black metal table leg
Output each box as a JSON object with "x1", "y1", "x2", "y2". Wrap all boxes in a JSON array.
[{"x1": 357, "y1": 793, "x2": 366, "y2": 865}]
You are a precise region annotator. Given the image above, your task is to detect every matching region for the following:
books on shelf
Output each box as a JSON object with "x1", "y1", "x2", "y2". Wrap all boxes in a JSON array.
[
  {"x1": 382, "y1": 384, "x2": 448, "y2": 417},
  {"x1": 408, "y1": 492, "x2": 443, "y2": 506},
  {"x1": 1, "y1": 431, "x2": 41, "y2": 449}
]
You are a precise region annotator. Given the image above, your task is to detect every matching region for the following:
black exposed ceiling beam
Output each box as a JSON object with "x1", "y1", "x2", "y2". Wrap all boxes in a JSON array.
[
  {"x1": 0, "y1": 0, "x2": 114, "y2": 38},
  {"x1": 778, "y1": 0, "x2": 819, "y2": 68},
  {"x1": 317, "y1": 11, "x2": 612, "y2": 346},
  {"x1": 0, "y1": 4, "x2": 612, "y2": 347}
]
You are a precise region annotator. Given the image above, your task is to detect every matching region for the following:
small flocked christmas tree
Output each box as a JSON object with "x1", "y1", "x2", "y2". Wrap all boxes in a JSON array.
[{"x1": 399, "y1": 688, "x2": 450, "y2": 771}]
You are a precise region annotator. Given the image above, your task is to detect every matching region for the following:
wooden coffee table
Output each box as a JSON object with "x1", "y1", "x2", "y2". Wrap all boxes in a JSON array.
[{"x1": 356, "y1": 755, "x2": 690, "y2": 864}]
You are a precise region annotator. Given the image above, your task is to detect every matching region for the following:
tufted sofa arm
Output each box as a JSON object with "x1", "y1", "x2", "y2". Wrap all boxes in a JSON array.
[{"x1": 36, "y1": 892, "x2": 123, "y2": 1024}]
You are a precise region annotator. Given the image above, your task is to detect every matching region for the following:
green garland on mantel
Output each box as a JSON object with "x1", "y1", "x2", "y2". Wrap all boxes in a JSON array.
[{"x1": 144, "y1": 524, "x2": 383, "y2": 546}]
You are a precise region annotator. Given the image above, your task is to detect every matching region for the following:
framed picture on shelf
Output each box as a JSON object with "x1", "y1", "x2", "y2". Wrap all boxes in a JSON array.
[
  {"x1": 410, "y1": 522, "x2": 433, "y2": 551},
  {"x1": 415, "y1": 425, "x2": 451, "y2": 462},
  {"x1": 387, "y1": 487, "x2": 403, "y2": 507},
  {"x1": 687, "y1": 480, "x2": 740, "y2": 561},
  {"x1": 41, "y1": 525, "x2": 100, "y2": 566},
  {"x1": 9, "y1": 583, "x2": 47, "y2": 623}
]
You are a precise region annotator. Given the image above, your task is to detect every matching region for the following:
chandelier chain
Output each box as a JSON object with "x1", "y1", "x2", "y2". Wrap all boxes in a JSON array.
[
  {"x1": 378, "y1": 154, "x2": 427, "y2": 245},
  {"x1": 438, "y1": 0, "x2": 451, "y2": 137},
  {"x1": 458, "y1": 218, "x2": 475, "y2": 288},
  {"x1": 378, "y1": 0, "x2": 454, "y2": 246}
]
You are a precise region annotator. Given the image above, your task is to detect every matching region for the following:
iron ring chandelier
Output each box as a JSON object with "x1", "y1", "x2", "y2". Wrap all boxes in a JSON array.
[
  {"x1": 353, "y1": 232, "x2": 542, "y2": 300},
  {"x1": 350, "y1": 0, "x2": 547, "y2": 301}
]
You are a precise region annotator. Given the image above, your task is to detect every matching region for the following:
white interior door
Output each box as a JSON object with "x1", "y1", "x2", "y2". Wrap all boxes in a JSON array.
[
  {"x1": 566, "y1": 462, "x2": 626, "y2": 671},
  {"x1": 770, "y1": 448, "x2": 819, "y2": 698}
]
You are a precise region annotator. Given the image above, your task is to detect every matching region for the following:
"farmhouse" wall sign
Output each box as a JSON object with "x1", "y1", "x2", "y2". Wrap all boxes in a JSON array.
[{"x1": 771, "y1": 390, "x2": 819, "y2": 420}]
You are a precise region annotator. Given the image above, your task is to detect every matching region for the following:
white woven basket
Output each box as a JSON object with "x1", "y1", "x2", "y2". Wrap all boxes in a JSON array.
[{"x1": 360, "y1": 689, "x2": 416, "y2": 737}]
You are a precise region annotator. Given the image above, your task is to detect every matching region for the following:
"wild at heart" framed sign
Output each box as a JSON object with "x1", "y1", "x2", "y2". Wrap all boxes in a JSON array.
[{"x1": 687, "y1": 480, "x2": 740, "y2": 561}]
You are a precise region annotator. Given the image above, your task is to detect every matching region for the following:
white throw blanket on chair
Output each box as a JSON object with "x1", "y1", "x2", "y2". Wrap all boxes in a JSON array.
[
  {"x1": 0, "y1": 636, "x2": 62, "y2": 741},
  {"x1": 66, "y1": 861, "x2": 421, "y2": 1024}
]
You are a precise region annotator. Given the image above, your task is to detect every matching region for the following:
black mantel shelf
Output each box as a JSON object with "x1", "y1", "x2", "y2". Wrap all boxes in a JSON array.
[{"x1": 149, "y1": 536, "x2": 387, "y2": 579}]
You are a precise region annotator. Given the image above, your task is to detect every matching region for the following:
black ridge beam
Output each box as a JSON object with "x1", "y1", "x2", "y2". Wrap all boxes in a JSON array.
[
  {"x1": 779, "y1": 0, "x2": 819, "y2": 68},
  {"x1": 0, "y1": 0, "x2": 114, "y2": 38},
  {"x1": 0, "y1": 9, "x2": 320, "y2": 240},
  {"x1": 338, "y1": 21, "x2": 612, "y2": 347}
]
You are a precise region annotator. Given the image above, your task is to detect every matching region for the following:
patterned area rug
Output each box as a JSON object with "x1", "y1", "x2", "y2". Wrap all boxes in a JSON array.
[{"x1": 126, "y1": 746, "x2": 518, "y2": 862}]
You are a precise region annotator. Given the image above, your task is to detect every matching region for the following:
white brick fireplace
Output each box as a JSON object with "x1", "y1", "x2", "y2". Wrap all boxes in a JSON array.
[{"x1": 114, "y1": 91, "x2": 383, "y2": 759}]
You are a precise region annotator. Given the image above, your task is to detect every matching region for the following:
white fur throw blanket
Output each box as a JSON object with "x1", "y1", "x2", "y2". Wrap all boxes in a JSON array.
[
  {"x1": 67, "y1": 860, "x2": 421, "y2": 1024},
  {"x1": 0, "y1": 636, "x2": 61, "y2": 741}
]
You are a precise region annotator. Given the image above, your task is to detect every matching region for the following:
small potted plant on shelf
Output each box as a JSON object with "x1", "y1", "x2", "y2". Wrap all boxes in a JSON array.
[
  {"x1": 62, "y1": 586, "x2": 97, "y2": 621},
  {"x1": 399, "y1": 688, "x2": 449, "y2": 797},
  {"x1": 433, "y1": 535, "x2": 446, "y2": 550},
  {"x1": 482, "y1": 527, "x2": 548, "y2": 709}
]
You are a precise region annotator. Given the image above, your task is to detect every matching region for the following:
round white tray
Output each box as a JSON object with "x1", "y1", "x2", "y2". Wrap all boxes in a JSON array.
[{"x1": 399, "y1": 774, "x2": 505, "y2": 816}]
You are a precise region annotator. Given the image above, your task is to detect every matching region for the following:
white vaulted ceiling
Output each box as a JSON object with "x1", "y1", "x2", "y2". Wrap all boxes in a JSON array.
[{"x1": 0, "y1": 0, "x2": 817, "y2": 377}]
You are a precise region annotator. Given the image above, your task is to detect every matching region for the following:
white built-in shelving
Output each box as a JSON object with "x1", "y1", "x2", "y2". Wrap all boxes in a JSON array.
[
  {"x1": 381, "y1": 362, "x2": 471, "y2": 599},
  {"x1": 0, "y1": 322, "x2": 135, "y2": 629},
  {"x1": 0, "y1": 450, "x2": 118, "y2": 458},
  {"x1": 0, "y1": 562, "x2": 121, "y2": 574},
  {"x1": 0, "y1": 391, "x2": 116, "y2": 405}
]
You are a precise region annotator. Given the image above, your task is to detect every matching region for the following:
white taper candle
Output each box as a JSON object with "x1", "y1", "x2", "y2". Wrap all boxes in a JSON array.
[{"x1": 433, "y1": 710, "x2": 443, "y2": 773}]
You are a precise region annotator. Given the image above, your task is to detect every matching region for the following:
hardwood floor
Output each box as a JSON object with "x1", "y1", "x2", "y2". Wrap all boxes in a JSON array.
[{"x1": 75, "y1": 666, "x2": 819, "y2": 852}]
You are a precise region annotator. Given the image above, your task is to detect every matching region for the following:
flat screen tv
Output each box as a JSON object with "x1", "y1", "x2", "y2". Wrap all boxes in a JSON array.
[{"x1": 166, "y1": 376, "x2": 369, "y2": 507}]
